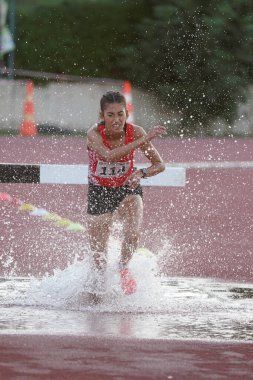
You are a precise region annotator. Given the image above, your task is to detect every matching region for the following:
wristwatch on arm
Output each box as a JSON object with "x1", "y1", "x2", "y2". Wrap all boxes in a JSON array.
[{"x1": 139, "y1": 168, "x2": 148, "y2": 178}]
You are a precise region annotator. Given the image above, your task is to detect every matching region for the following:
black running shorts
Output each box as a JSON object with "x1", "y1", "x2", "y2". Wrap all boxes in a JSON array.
[{"x1": 87, "y1": 183, "x2": 143, "y2": 215}]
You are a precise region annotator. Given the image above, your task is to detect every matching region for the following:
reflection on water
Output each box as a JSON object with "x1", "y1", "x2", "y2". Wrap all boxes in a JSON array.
[{"x1": 0, "y1": 276, "x2": 252, "y2": 342}]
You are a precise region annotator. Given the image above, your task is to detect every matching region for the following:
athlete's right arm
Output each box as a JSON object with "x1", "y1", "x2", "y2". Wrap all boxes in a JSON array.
[{"x1": 87, "y1": 125, "x2": 166, "y2": 163}]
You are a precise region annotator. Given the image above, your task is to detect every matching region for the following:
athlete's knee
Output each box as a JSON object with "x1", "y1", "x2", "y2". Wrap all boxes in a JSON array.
[
  {"x1": 124, "y1": 232, "x2": 139, "y2": 247},
  {"x1": 89, "y1": 236, "x2": 107, "y2": 254},
  {"x1": 124, "y1": 218, "x2": 141, "y2": 239}
]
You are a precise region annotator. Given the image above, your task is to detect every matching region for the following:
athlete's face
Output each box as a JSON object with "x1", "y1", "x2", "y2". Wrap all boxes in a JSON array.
[{"x1": 100, "y1": 102, "x2": 128, "y2": 133}]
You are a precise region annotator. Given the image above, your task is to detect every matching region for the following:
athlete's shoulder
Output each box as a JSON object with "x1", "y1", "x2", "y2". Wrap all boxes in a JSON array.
[
  {"x1": 87, "y1": 124, "x2": 104, "y2": 148},
  {"x1": 87, "y1": 124, "x2": 101, "y2": 138}
]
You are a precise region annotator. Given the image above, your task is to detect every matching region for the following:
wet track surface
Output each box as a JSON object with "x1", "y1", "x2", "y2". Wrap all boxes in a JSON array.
[{"x1": 0, "y1": 275, "x2": 253, "y2": 341}]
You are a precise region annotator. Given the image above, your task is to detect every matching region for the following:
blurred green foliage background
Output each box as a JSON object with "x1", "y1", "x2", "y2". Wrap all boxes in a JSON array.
[{"x1": 14, "y1": 0, "x2": 253, "y2": 133}]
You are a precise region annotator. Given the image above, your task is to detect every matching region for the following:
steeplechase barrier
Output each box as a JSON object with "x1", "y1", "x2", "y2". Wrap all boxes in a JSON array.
[{"x1": 0, "y1": 163, "x2": 186, "y2": 186}]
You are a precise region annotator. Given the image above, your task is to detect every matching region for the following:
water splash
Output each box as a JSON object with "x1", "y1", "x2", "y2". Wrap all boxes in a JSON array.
[{"x1": 23, "y1": 238, "x2": 164, "y2": 313}]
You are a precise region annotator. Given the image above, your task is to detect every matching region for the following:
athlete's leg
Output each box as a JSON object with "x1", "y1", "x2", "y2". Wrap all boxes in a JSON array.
[
  {"x1": 117, "y1": 194, "x2": 143, "y2": 268},
  {"x1": 87, "y1": 212, "x2": 113, "y2": 271}
]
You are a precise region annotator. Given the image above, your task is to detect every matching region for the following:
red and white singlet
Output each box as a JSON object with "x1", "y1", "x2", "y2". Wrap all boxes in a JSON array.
[{"x1": 88, "y1": 123, "x2": 135, "y2": 187}]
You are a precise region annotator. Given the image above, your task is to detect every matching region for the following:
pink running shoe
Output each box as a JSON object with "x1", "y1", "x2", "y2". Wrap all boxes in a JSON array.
[{"x1": 119, "y1": 268, "x2": 137, "y2": 295}]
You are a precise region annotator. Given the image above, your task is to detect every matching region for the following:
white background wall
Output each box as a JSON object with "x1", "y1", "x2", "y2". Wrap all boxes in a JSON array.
[
  {"x1": 0, "y1": 79, "x2": 252, "y2": 135},
  {"x1": 0, "y1": 79, "x2": 169, "y2": 132}
]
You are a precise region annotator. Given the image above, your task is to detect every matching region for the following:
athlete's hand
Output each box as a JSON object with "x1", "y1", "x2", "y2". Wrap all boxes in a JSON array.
[
  {"x1": 145, "y1": 126, "x2": 167, "y2": 141},
  {"x1": 124, "y1": 171, "x2": 142, "y2": 189}
]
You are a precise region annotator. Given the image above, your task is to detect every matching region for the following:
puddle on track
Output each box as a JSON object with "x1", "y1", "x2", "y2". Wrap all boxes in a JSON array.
[{"x1": 0, "y1": 275, "x2": 252, "y2": 342}]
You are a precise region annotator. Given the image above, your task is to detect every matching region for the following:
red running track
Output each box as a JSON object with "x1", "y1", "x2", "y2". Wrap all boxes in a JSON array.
[{"x1": 0, "y1": 335, "x2": 253, "y2": 380}]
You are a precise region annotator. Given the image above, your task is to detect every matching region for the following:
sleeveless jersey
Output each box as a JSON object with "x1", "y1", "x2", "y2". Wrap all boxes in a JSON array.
[{"x1": 88, "y1": 123, "x2": 135, "y2": 187}]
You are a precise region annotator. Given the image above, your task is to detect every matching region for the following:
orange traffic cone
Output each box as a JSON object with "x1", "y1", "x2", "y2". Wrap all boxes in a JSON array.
[
  {"x1": 123, "y1": 80, "x2": 134, "y2": 124},
  {"x1": 20, "y1": 80, "x2": 37, "y2": 137}
]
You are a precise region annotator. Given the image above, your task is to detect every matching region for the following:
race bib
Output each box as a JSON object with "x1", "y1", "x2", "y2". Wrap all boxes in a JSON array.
[{"x1": 95, "y1": 160, "x2": 131, "y2": 178}]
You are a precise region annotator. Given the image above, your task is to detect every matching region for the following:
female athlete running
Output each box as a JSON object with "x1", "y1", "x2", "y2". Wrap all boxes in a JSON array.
[{"x1": 87, "y1": 91, "x2": 166, "y2": 301}]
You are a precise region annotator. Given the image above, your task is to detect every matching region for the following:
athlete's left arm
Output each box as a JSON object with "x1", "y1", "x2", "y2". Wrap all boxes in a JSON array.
[
  {"x1": 124, "y1": 126, "x2": 165, "y2": 188},
  {"x1": 135, "y1": 126, "x2": 166, "y2": 177}
]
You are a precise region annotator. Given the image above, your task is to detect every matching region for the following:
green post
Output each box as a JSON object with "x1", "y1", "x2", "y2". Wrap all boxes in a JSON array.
[
  {"x1": 7, "y1": 0, "x2": 16, "y2": 78},
  {"x1": 0, "y1": 0, "x2": 4, "y2": 75}
]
